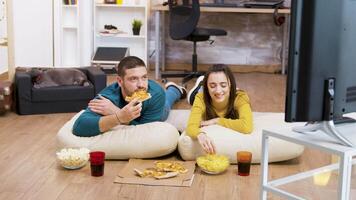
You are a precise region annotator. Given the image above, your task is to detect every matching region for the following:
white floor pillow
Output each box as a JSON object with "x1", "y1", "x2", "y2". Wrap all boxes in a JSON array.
[
  {"x1": 58, "y1": 110, "x2": 355, "y2": 162},
  {"x1": 172, "y1": 111, "x2": 305, "y2": 163},
  {"x1": 57, "y1": 111, "x2": 180, "y2": 159}
]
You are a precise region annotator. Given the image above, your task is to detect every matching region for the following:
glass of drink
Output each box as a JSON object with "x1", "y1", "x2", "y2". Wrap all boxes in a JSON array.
[
  {"x1": 236, "y1": 151, "x2": 252, "y2": 176},
  {"x1": 90, "y1": 151, "x2": 105, "y2": 177}
]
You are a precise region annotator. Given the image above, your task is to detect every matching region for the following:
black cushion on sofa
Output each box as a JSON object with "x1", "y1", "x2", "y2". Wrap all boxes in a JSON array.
[{"x1": 31, "y1": 83, "x2": 94, "y2": 102}]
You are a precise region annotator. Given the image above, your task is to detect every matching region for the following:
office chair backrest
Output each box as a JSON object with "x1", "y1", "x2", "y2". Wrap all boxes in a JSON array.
[{"x1": 168, "y1": 0, "x2": 200, "y2": 40}]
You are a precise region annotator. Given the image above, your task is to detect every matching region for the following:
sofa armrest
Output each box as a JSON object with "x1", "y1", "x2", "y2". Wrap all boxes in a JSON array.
[
  {"x1": 86, "y1": 67, "x2": 106, "y2": 95},
  {"x1": 15, "y1": 71, "x2": 32, "y2": 102}
]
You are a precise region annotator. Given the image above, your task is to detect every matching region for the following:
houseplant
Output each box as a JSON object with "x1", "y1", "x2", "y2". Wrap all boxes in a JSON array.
[{"x1": 132, "y1": 19, "x2": 142, "y2": 35}]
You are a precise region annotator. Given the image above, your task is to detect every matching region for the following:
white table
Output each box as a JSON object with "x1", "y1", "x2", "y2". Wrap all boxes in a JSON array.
[
  {"x1": 260, "y1": 124, "x2": 356, "y2": 200},
  {"x1": 151, "y1": 5, "x2": 291, "y2": 80}
]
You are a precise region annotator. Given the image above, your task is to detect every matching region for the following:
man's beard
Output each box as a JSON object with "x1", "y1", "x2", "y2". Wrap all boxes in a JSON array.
[{"x1": 121, "y1": 82, "x2": 146, "y2": 97}]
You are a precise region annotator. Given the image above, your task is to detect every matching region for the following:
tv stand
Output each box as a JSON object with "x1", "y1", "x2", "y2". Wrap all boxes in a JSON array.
[
  {"x1": 292, "y1": 78, "x2": 356, "y2": 147},
  {"x1": 292, "y1": 121, "x2": 355, "y2": 147},
  {"x1": 334, "y1": 116, "x2": 356, "y2": 124}
]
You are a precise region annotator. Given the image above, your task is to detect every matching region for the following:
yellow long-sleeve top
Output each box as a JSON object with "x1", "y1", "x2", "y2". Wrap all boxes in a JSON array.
[{"x1": 186, "y1": 90, "x2": 253, "y2": 139}]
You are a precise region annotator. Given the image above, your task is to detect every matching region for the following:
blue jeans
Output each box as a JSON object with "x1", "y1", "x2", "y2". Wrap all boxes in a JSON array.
[{"x1": 161, "y1": 86, "x2": 181, "y2": 121}]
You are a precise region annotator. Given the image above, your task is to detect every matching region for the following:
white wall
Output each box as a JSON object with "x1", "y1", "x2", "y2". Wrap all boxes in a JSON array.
[
  {"x1": 0, "y1": 0, "x2": 8, "y2": 74},
  {"x1": 11, "y1": 0, "x2": 53, "y2": 67}
]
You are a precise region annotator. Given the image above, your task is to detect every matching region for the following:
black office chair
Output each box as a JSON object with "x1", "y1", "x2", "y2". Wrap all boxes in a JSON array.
[{"x1": 161, "y1": 0, "x2": 227, "y2": 85}]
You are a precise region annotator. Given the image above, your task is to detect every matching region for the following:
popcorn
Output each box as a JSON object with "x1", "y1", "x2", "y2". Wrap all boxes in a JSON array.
[{"x1": 56, "y1": 148, "x2": 90, "y2": 169}]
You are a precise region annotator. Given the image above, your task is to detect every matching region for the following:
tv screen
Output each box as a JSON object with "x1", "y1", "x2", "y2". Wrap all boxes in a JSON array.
[
  {"x1": 285, "y1": 0, "x2": 356, "y2": 146},
  {"x1": 285, "y1": 0, "x2": 356, "y2": 122}
]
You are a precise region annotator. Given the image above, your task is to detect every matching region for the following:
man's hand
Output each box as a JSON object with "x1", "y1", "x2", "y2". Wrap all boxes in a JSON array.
[
  {"x1": 116, "y1": 98, "x2": 142, "y2": 124},
  {"x1": 89, "y1": 95, "x2": 119, "y2": 116},
  {"x1": 200, "y1": 118, "x2": 219, "y2": 127},
  {"x1": 197, "y1": 132, "x2": 216, "y2": 154}
]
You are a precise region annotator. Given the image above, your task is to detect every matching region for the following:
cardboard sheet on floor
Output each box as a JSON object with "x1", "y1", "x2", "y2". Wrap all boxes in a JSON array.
[{"x1": 114, "y1": 159, "x2": 196, "y2": 187}]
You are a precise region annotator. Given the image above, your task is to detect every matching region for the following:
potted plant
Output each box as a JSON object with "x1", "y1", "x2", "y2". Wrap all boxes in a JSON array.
[{"x1": 132, "y1": 19, "x2": 142, "y2": 36}]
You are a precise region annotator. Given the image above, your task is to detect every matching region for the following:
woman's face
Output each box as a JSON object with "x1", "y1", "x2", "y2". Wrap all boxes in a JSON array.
[{"x1": 206, "y1": 72, "x2": 230, "y2": 103}]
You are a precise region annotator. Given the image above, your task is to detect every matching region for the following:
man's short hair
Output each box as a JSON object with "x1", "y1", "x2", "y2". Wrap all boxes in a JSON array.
[{"x1": 117, "y1": 56, "x2": 146, "y2": 77}]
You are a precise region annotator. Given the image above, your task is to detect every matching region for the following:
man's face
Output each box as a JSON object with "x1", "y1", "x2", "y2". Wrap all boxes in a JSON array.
[{"x1": 117, "y1": 66, "x2": 148, "y2": 98}]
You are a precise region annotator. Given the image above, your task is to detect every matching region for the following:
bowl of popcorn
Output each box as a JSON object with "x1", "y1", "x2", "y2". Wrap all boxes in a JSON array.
[
  {"x1": 56, "y1": 148, "x2": 90, "y2": 170},
  {"x1": 196, "y1": 154, "x2": 230, "y2": 174}
]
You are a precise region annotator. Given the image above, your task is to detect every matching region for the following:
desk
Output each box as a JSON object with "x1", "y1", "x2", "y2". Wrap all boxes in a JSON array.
[
  {"x1": 260, "y1": 125, "x2": 356, "y2": 200},
  {"x1": 152, "y1": 5, "x2": 291, "y2": 80}
]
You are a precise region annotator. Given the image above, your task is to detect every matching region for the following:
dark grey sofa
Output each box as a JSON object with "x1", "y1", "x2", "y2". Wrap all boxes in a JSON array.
[{"x1": 15, "y1": 67, "x2": 106, "y2": 115}]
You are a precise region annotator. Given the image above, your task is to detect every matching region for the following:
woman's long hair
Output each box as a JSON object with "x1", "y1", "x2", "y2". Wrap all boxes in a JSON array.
[{"x1": 203, "y1": 64, "x2": 238, "y2": 120}]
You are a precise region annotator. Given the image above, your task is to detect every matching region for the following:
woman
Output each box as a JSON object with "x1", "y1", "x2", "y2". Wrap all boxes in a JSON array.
[{"x1": 186, "y1": 64, "x2": 253, "y2": 154}]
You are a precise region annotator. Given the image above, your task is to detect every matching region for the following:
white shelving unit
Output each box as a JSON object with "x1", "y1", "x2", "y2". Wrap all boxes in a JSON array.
[
  {"x1": 54, "y1": 0, "x2": 93, "y2": 67},
  {"x1": 93, "y1": 1, "x2": 148, "y2": 65}
]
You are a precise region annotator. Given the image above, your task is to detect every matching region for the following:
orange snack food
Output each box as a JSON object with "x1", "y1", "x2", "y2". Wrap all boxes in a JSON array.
[{"x1": 125, "y1": 90, "x2": 151, "y2": 102}]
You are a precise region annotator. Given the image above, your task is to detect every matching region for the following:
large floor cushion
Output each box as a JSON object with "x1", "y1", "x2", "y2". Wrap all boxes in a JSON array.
[
  {"x1": 171, "y1": 111, "x2": 305, "y2": 163},
  {"x1": 57, "y1": 111, "x2": 180, "y2": 159}
]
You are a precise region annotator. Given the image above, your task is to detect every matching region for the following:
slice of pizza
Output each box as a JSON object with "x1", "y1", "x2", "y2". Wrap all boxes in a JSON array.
[
  {"x1": 155, "y1": 161, "x2": 188, "y2": 174},
  {"x1": 125, "y1": 89, "x2": 151, "y2": 102}
]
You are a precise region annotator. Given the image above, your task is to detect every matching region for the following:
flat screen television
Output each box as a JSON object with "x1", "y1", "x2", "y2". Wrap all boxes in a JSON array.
[{"x1": 285, "y1": 0, "x2": 356, "y2": 146}]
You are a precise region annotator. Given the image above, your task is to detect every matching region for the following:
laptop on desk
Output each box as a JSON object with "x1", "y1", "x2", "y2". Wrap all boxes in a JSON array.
[
  {"x1": 243, "y1": 0, "x2": 284, "y2": 8},
  {"x1": 200, "y1": 3, "x2": 239, "y2": 7},
  {"x1": 199, "y1": 0, "x2": 239, "y2": 8},
  {"x1": 199, "y1": 0, "x2": 284, "y2": 8}
]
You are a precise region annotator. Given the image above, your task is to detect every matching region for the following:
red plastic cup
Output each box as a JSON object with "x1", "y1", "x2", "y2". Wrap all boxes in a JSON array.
[
  {"x1": 237, "y1": 151, "x2": 252, "y2": 176},
  {"x1": 90, "y1": 151, "x2": 105, "y2": 177}
]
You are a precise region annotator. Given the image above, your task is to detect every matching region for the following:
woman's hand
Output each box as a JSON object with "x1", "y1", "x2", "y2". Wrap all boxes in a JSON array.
[
  {"x1": 197, "y1": 132, "x2": 216, "y2": 154},
  {"x1": 89, "y1": 95, "x2": 119, "y2": 116},
  {"x1": 200, "y1": 118, "x2": 219, "y2": 127}
]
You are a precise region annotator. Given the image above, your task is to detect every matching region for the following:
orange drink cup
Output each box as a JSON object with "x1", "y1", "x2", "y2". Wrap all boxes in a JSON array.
[{"x1": 236, "y1": 151, "x2": 252, "y2": 176}]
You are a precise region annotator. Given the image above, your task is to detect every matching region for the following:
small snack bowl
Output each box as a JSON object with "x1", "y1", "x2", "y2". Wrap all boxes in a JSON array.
[
  {"x1": 196, "y1": 154, "x2": 230, "y2": 174},
  {"x1": 56, "y1": 148, "x2": 90, "y2": 170}
]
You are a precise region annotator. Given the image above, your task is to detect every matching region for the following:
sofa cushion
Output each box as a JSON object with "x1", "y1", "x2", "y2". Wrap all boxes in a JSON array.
[
  {"x1": 57, "y1": 111, "x2": 180, "y2": 159},
  {"x1": 32, "y1": 83, "x2": 94, "y2": 102},
  {"x1": 32, "y1": 68, "x2": 90, "y2": 89}
]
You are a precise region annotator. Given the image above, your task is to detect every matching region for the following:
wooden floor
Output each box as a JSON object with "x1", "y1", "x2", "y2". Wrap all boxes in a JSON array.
[{"x1": 0, "y1": 71, "x2": 353, "y2": 200}]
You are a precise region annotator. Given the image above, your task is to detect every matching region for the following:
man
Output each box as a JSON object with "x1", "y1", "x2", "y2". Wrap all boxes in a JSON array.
[{"x1": 73, "y1": 56, "x2": 186, "y2": 137}]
